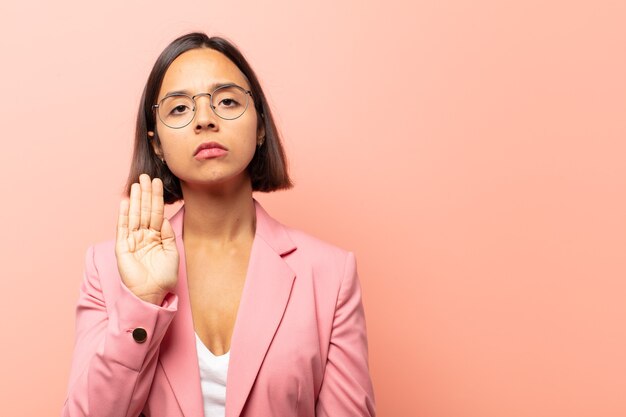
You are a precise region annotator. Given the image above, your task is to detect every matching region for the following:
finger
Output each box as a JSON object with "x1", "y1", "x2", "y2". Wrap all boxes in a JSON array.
[
  {"x1": 116, "y1": 197, "x2": 130, "y2": 247},
  {"x1": 149, "y1": 177, "x2": 164, "y2": 231},
  {"x1": 139, "y1": 174, "x2": 152, "y2": 229},
  {"x1": 129, "y1": 182, "x2": 141, "y2": 232}
]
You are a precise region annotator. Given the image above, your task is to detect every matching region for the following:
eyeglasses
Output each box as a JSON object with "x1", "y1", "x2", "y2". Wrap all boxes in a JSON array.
[{"x1": 152, "y1": 84, "x2": 253, "y2": 129}]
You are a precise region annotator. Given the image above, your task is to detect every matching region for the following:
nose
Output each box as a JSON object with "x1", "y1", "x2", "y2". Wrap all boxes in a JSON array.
[{"x1": 193, "y1": 94, "x2": 218, "y2": 131}]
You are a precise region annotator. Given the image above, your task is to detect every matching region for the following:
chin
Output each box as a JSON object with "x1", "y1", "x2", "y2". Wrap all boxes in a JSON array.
[{"x1": 180, "y1": 169, "x2": 252, "y2": 190}]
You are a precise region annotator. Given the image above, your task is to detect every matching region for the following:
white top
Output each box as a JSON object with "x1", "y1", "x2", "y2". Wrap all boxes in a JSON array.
[{"x1": 195, "y1": 332, "x2": 230, "y2": 417}]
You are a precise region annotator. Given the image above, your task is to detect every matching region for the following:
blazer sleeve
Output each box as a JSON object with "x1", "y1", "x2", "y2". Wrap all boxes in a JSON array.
[
  {"x1": 62, "y1": 245, "x2": 178, "y2": 417},
  {"x1": 316, "y1": 251, "x2": 376, "y2": 417}
]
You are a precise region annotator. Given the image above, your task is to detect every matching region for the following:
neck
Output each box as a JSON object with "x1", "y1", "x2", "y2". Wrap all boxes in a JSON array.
[{"x1": 180, "y1": 175, "x2": 256, "y2": 248}]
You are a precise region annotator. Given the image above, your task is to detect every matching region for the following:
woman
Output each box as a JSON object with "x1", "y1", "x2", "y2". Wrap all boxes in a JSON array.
[{"x1": 62, "y1": 32, "x2": 375, "y2": 417}]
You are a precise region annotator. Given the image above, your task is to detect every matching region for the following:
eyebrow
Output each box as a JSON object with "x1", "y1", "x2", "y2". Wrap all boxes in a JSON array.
[{"x1": 160, "y1": 82, "x2": 244, "y2": 99}]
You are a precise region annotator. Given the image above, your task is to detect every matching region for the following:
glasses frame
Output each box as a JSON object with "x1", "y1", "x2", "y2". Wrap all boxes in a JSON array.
[{"x1": 152, "y1": 83, "x2": 253, "y2": 129}]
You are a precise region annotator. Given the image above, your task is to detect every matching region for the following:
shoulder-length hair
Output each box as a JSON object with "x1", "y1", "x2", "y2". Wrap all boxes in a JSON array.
[{"x1": 124, "y1": 32, "x2": 293, "y2": 204}]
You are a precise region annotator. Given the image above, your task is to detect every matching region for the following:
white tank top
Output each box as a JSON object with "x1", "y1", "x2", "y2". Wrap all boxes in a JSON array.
[{"x1": 195, "y1": 332, "x2": 230, "y2": 417}]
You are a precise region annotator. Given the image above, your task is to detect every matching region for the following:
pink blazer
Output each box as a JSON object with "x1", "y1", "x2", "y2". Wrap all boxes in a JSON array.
[{"x1": 62, "y1": 198, "x2": 376, "y2": 417}]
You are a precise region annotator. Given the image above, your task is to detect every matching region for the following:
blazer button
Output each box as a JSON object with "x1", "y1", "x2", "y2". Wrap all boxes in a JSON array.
[{"x1": 132, "y1": 327, "x2": 148, "y2": 343}]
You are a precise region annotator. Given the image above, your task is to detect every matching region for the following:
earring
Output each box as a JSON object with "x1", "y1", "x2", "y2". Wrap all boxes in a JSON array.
[{"x1": 257, "y1": 135, "x2": 265, "y2": 147}]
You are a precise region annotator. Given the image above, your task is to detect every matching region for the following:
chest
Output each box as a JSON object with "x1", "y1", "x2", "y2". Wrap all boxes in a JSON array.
[{"x1": 185, "y1": 242, "x2": 252, "y2": 356}]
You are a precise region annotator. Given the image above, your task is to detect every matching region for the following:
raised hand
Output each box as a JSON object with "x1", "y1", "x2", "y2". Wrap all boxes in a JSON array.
[{"x1": 115, "y1": 173, "x2": 179, "y2": 305}]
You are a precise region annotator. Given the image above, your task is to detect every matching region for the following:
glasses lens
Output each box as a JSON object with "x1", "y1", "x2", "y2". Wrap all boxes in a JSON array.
[
  {"x1": 212, "y1": 86, "x2": 249, "y2": 120},
  {"x1": 158, "y1": 95, "x2": 195, "y2": 128}
]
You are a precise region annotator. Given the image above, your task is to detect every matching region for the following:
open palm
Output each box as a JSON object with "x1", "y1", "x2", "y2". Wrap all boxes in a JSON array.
[{"x1": 115, "y1": 174, "x2": 179, "y2": 305}]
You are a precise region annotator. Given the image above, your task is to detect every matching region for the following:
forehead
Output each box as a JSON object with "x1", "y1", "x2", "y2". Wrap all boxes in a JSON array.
[{"x1": 158, "y1": 48, "x2": 249, "y2": 99}]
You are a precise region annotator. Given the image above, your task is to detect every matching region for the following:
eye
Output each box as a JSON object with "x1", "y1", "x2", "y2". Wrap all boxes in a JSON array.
[
  {"x1": 218, "y1": 98, "x2": 240, "y2": 107},
  {"x1": 170, "y1": 104, "x2": 191, "y2": 114},
  {"x1": 160, "y1": 95, "x2": 194, "y2": 117}
]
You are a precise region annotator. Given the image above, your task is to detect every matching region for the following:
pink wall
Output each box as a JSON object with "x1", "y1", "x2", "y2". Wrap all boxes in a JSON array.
[{"x1": 1, "y1": 1, "x2": 624, "y2": 415}]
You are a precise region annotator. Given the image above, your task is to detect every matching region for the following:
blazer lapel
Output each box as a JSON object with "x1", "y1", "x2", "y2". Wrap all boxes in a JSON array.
[
  {"x1": 158, "y1": 205, "x2": 204, "y2": 417},
  {"x1": 158, "y1": 198, "x2": 297, "y2": 417},
  {"x1": 225, "y1": 199, "x2": 297, "y2": 417}
]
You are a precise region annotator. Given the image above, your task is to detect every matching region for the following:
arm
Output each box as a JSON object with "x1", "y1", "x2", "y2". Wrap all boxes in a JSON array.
[
  {"x1": 62, "y1": 244, "x2": 177, "y2": 417},
  {"x1": 316, "y1": 251, "x2": 376, "y2": 417}
]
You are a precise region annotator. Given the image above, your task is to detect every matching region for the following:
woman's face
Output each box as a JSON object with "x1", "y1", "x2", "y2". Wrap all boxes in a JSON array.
[{"x1": 150, "y1": 48, "x2": 264, "y2": 191}]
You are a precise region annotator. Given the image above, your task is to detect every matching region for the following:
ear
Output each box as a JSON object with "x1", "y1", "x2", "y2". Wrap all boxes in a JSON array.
[
  {"x1": 257, "y1": 121, "x2": 265, "y2": 141},
  {"x1": 147, "y1": 131, "x2": 163, "y2": 157}
]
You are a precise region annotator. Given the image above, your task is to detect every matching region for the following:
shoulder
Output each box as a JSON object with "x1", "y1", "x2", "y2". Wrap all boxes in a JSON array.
[
  {"x1": 285, "y1": 225, "x2": 350, "y2": 258},
  {"x1": 255, "y1": 198, "x2": 355, "y2": 271},
  {"x1": 280, "y1": 224, "x2": 356, "y2": 279},
  {"x1": 90, "y1": 238, "x2": 117, "y2": 263},
  {"x1": 82, "y1": 239, "x2": 119, "y2": 283}
]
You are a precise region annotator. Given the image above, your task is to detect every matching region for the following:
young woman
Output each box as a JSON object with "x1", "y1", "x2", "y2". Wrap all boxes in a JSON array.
[{"x1": 63, "y1": 32, "x2": 375, "y2": 417}]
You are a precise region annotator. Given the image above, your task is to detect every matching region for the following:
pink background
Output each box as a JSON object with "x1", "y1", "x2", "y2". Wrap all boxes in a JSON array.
[{"x1": 1, "y1": 1, "x2": 625, "y2": 416}]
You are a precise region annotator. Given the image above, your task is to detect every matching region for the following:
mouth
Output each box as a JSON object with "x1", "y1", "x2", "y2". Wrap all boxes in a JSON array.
[{"x1": 194, "y1": 141, "x2": 228, "y2": 156}]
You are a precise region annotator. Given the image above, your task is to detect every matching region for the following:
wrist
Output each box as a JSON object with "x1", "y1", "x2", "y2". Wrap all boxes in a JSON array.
[{"x1": 125, "y1": 283, "x2": 169, "y2": 306}]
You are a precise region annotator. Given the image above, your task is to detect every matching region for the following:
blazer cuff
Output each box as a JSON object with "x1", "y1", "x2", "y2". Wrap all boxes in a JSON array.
[{"x1": 105, "y1": 280, "x2": 178, "y2": 372}]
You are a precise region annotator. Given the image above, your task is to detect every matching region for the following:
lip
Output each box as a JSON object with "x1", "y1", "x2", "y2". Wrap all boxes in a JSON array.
[
  {"x1": 195, "y1": 148, "x2": 228, "y2": 160},
  {"x1": 194, "y1": 141, "x2": 228, "y2": 156}
]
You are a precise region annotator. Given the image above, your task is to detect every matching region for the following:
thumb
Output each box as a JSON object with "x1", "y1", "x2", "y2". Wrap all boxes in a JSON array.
[{"x1": 161, "y1": 217, "x2": 176, "y2": 247}]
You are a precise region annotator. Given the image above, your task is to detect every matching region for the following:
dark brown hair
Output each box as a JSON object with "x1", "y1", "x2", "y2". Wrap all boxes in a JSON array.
[{"x1": 124, "y1": 32, "x2": 293, "y2": 204}]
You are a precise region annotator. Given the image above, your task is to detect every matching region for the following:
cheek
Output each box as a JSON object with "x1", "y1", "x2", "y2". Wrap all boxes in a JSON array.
[
  {"x1": 156, "y1": 130, "x2": 189, "y2": 159},
  {"x1": 238, "y1": 117, "x2": 262, "y2": 151}
]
